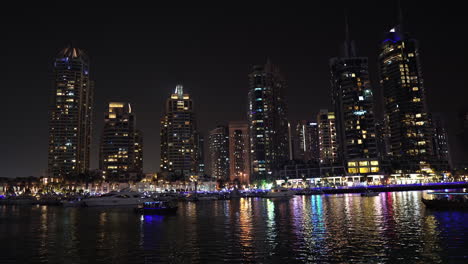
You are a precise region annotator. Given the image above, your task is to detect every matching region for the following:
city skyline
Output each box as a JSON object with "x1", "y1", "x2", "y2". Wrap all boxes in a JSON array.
[{"x1": 2, "y1": 2, "x2": 467, "y2": 178}]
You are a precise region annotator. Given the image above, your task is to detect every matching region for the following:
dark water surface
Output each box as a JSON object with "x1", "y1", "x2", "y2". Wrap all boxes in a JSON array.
[{"x1": 1, "y1": 191, "x2": 468, "y2": 263}]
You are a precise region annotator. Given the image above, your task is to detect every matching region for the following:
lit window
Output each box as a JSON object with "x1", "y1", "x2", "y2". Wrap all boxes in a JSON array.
[
  {"x1": 348, "y1": 162, "x2": 357, "y2": 167},
  {"x1": 359, "y1": 168, "x2": 369, "y2": 173},
  {"x1": 359, "y1": 161, "x2": 369, "y2": 166},
  {"x1": 370, "y1": 161, "x2": 379, "y2": 166}
]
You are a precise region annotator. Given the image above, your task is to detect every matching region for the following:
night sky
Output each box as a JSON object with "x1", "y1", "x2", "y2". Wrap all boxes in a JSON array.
[{"x1": 1, "y1": 1, "x2": 466, "y2": 178}]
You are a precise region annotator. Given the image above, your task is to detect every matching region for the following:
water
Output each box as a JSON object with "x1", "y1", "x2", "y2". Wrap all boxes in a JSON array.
[{"x1": 1, "y1": 191, "x2": 467, "y2": 263}]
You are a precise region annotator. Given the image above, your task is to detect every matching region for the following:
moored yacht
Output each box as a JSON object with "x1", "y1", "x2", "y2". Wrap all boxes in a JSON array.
[
  {"x1": 81, "y1": 190, "x2": 153, "y2": 207},
  {"x1": 422, "y1": 191, "x2": 468, "y2": 209},
  {"x1": 264, "y1": 187, "x2": 295, "y2": 198}
]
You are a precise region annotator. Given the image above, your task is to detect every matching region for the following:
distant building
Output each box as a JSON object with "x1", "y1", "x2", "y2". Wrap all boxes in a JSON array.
[
  {"x1": 248, "y1": 60, "x2": 289, "y2": 182},
  {"x1": 379, "y1": 19, "x2": 434, "y2": 172},
  {"x1": 100, "y1": 102, "x2": 143, "y2": 182},
  {"x1": 48, "y1": 45, "x2": 94, "y2": 179},
  {"x1": 160, "y1": 85, "x2": 197, "y2": 181},
  {"x1": 294, "y1": 120, "x2": 320, "y2": 164},
  {"x1": 432, "y1": 114, "x2": 450, "y2": 166},
  {"x1": 195, "y1": 132, "x2": 205, "y2": 175},
  {"x1": 317, "y1": 110, "x2": 339, "y2": 165},
  {"x1": 208, "y1": 126, "x2": 230, "y2": 181},
  {"x1": 330, "y1": 19, "x2": 380, "y2": 175},
  {"x1": 228, "y1": 121, "x2": 250, "y2": 184}
]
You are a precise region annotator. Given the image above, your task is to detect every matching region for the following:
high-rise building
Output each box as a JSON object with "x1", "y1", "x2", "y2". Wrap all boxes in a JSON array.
[
  {"x1": 100, "y1": 102, "x2": 143, "y2": 182},
  {"x1": 317, "y1": 110, "x2": 339, "y2": 165},
  {"x1": 160, "y1": 85, "x2": 197, "y2": 181},
  {"x1": 431, "y1": 114, "x2": 450, "y2": 165},
  {"x1": 48, "y1": 45, "x2": 93, "y2": 179},
  {"x1": 195, "y1": 132, "x2": 205, "y2": 176},
  {"x1": 378, "y1": 16, "x2": 434, "y2": 171},
  {"x1": 228, "y1": 121, "x2": 250, "y2": 184},
  {"x1": 330, "y1": 19, "x2": 380, "y2": 174},
  {"x1": 248, "y1": 60, "x2": 289, "y2": 182},
  {"x1": 208, "y1": 126, "x2": 230, "y2": 181},
  {"x1": 295, "y1": 120, "x2": 320, "y2": 164}
]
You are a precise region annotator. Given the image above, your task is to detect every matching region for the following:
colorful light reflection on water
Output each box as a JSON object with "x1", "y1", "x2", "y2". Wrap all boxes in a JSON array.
[{"x1": 0, "y1": 191, "x2": 467, "y2": 263}]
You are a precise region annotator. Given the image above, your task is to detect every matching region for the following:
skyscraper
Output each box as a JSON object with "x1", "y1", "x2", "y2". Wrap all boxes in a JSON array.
[
  {"x1": 195, "y1": 132, "x2": 205, "y2": 176},
  {"x1": 378, "y1": 15, "x2": 434, "y2": 171},
  {"x1": 228, "y1": 121, "x2": 250, "y2": 184},
  {"x1": 295, "y1": 120, "x2": 320, "y2": 164},
  {"x1": 317, "y1": 110, "x2": 339, "y2": 165},
  {"x1": 248, "y1": 60, "x2": 289, "y2": 183},
  {"x1": 431, "y1": 114, "x2": 450, "y2": 166},
  {"x1": 48, "y1": 45, "x2": 93, "y2": 179},
  {"x1": 208, "y1": 126, "x2": 230, "y2": 181},
  {"x1": 160, "y1": 85, "x2": 197, "y2": 181},
  {"x1": 100, "y1": 102, "x2": 143, "y2": 182},
  {"x1": 330, "y1": 19, "x2": 379, "y2": 174}
]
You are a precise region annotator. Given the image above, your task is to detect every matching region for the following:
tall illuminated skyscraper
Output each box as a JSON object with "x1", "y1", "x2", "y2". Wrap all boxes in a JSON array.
[
  {"x1": 248, "y1": 60, "x2": 289, "y2": 182},
  {"x1": 100, "y1": 102, "x2": 143, "y2": 182},
  {"x1": 378, "y1": 14, "x2": 434, "y2": 171},
  {"x1": 48, "y1": 45, "x2": 93, "y2": 179},
  {"x1": 208, "y1": 126, "x2": 230, "y2": 181},
  {"x1": 330, "y1": 19, "x2": 379, "y2": 174},
  {"x1": 228, "y1": 121, "x2": 250, "y2": 184},
  {"x1": 160, "y1": 85, "x2": 197, "y2": 180}
]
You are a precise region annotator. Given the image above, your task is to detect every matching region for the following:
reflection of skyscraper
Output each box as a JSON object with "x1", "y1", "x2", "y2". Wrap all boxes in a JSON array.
[
  {"x1": 317, "y1": 110, "x2": 339, "y2": 165},
  {"x1": 228, "y1": 121, "x2": 250, "y2": 184},
  {"x1": 248, "y1": 60, "x2": 289, "y2": 182},
  {"x1": 48, "y1": 45, "x2": 93, "y2": 179},
  {"x1": 379, "y1": 18, "x2": 434, "y2": 170},
  {"x1": 160, "y1": 85, "x2": 197, "y2": 180},
  {"x1": 100, "y1": 102, "x2": 143, "y2": 182},
  {"x1": 209, "y1": 126, "x2": 230, "y2": 181}
]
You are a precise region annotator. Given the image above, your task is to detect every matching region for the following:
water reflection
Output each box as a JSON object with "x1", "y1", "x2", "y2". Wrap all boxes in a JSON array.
[{"x1": 1, "y1": 191, "x2": 468, "y2": 263}]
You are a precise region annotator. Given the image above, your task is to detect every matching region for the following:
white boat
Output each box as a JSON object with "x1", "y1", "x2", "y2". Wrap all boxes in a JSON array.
[
  {"x1": 81, "y1": 190, "x2": 153, "y2": 207},
  {"x1": 264, "y1": 187, "x2": 295, "y2": 198}
]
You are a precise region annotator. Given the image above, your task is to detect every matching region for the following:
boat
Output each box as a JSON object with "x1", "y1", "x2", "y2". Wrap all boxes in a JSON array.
[
  {"x1": 38, "y1": 194, "x2": 62, "y2": 205},
  {"x1": 81, "y1": 189, "x2": 153, "y2": 207},
  {"x1": 61, "y1": 196, "x2": 85, "y2": 207},
  {"x1": 135, "y1": 201, "x2": 178, "y2": 214},
  {"x1": 263, "y1": 187, "x2": 295, "y2": 198},
  {"x1": 422, "y1": 192, "x2": 468, "y2": 209},
  {"x1": 2, "y1": 195, "x2": 37, "y2": 205},
  {"x1": 361, "y1": 189, "x2": 379, "y2": 197}
]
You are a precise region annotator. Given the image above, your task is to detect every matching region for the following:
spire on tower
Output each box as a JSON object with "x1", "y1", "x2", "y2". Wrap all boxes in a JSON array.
[
  {"x1": 175, "y1": 84, "x2": 184, "y2": 97},
  {"x1": 342, "y1": 14, "x2": 356, "y2": 57}
]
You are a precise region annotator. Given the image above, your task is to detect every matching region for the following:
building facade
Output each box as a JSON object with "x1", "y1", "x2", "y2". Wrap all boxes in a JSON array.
[
  {"x1": 208, "y1": 126, "x2": 230, "y2": 181},
  {"x1": 228, "y1": 121, "x2": 250, "y2": 184},
  {"x1": 48, "y1": 45, "x2": 93, "y2": 179},
  {"x1": 160, "y1": 85, "x2": 197, "y2": 181},
  {"x1": 100, "y1": 102, "x2": 143, "y2": 182},
  {"x1": 317, "y1": 110, "x2": 339, "y2": 165},
  {"x1": 379, "y1": 23, "x2": 434, "y2": 171},
  {"x1": 248, "y1": 61, "x2": 289, "y2": 182}
]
